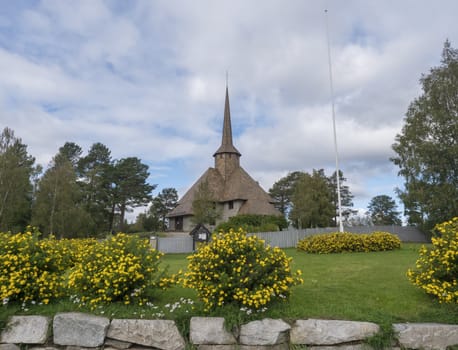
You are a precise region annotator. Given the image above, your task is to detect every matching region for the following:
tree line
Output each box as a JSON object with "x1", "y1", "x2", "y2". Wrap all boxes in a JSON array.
[
  {"x1": 267, "y1": 169, "x2": 402, "y2": 228},
  {"x1": 0, "y1": 125, "x2": 401, "y2": 237},
  {"x1": 0, "y1": 131, "x2": 177, "y2": 237}
]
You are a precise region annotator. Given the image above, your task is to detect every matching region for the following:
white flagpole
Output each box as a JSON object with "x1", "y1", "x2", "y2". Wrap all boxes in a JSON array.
[{"x1": 325, "y1": 8, "x2": 344, "y2": 233}]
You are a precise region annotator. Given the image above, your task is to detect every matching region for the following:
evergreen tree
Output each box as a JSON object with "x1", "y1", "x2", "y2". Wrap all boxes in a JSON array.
[
  {"x1": 0, "y1": 127, "x2": 36, "y2": 232},
  {"x1": 56, "y1": 142, "x2": 83, "y2": 169},
  {"x1": 269, "y1": 171, "x2": 304, "y2": 216},
  {"x1": 107, "y1": 157, "x2": 155, "y2": 232},
  {"x1": 392, "y1": 40, "x2": 458, "y2": 229},
  {"x1": 290, "y1": 169, "x2": 334, "y2": 228},
  {"x1": 367, "y1": 195, "x2": 402, "y2": 225},
  {"x1": 78, "y1": 142, "x2": 113, "y2": 234},
  {"x1": 327, "y1": 170, "x2": 357, "y2": 226},
  {"x1": 151, "y1": 188, "x2": 178, "y2": 230}
]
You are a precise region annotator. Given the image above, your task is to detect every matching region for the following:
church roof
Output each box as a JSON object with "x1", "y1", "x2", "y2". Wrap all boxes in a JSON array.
[
  {"x1": 167, "y1": 166, "x2": 280, "y2": 217},
  {"x1": 213, "y1": 86, "x2": 241, "y2": 157}
]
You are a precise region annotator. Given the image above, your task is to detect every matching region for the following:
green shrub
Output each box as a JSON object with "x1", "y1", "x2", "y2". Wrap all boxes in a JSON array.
[
  {"x1": 214, "y1": 214, "x2": 288, "y2": 233},
  {"x1": 68, "y1": 233, "x2": 168, "y2": 308},
  {"x1": 0, "y1": 229, "x2": 74, "y2": 305},
  {"x1": 184, "y1": 228, "x2": 303, "y2": 311},
  {"x1": 297, "y1": 231, "x2": 401, "y2": 254},
  {"x1": 407, "y1": 217, "x2": 457, "y2": 303}
]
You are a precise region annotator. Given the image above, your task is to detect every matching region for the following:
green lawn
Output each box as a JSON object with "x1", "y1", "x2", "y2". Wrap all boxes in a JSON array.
[
  {"x1": 161, "y1": 243, "x2": 457, "y2": 325},
  {"x1": 1, "y1": 244, "x2": 457, "y2": 328}
]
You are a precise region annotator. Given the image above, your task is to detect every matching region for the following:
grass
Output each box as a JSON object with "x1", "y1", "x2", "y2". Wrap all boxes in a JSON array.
[
  {"x1": 160, "y1": 243, "x2": 458, "y2": 325},
  {"x1": 277, "y1": 245, "x2": 457, "y2": 325},
  {"x1": 1, "y1": 243, "x2": 457, "y2": 330}
]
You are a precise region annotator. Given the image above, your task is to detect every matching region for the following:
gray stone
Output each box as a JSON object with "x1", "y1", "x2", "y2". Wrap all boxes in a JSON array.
[
  {"x1": 307, "y1": 345, "x2": 372, "y2": 350},
  {"x1": 190, "y1": 317, "x2": 236, "y2": 345},
  {"x1": 239, "y1": 344, "x2": 289, "y2": 350},
  {"x1": 0, "y1": 316, "x2": 50, "y2": 344},
  {"x1": 107, "y1": 319, "x2": 185, "y2": 350},
  {"x1": 105, "y1": 338, "x2": 133, "y2": 349},
  {"x1": 393, "y1": 323, "x2": 458, "y2": 350},
  {"x1": 66, "y1": 347, "x2": 101, "y2": 350},
  {"x1": 239, "y1": 319, "x2": 291, "y2": 345},
  {"x1": 290, "y1": 319, "x2": 380, "y2": 345},
  {"x1": 53, "y1": 312, "x2": 110, "y2": 347},
  {"x1": 28, "y1": 348, "x2": 61, "y2": 350},
  {"x1": 197, "y1": 346, "x2": 237, "y2": 350},
  {"x1": 0, "y1": 345, "x2": 20, "y2": 350}
]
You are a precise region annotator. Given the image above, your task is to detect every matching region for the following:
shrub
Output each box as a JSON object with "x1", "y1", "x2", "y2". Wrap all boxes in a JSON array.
[
  {"x1": 67, "y1": 233, "x2": 168, "y2": 308},
  {"x1": 215, "y1": 214, "x2": 288, "y2": 233},
  {"x1": 0, "y1": 229, "x2": 73, "y2": 305},
  {"x1": 183, "y1": 228, "x2": 303, "y2": 311},
  {"x1": 407, "y1": 217, "x2": 457, "y2": 303},
  {"x1": 297, "y1": 231, "x2": 401, "y2": 254}
]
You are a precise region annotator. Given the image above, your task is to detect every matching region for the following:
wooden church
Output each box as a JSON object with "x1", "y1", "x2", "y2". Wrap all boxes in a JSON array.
[{"x1": 167, "y1": 86, "x2": 281, "y2": 231}]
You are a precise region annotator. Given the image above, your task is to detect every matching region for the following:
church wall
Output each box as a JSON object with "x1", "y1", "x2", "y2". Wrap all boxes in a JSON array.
[
  {"x1": 182, "y1": 216, "x2": 195, "y2": 232},
  {"x1": 220, "y1": 199, "x2": 244, "y2": 222},
  {"x1": 168, "y1": 215, "x2": 193, "y2": 232}
]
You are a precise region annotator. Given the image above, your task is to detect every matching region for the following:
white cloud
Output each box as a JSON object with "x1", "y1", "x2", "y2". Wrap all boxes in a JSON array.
[{"x1": 0, "y1": 0, "x2": 457, "y2": 213}]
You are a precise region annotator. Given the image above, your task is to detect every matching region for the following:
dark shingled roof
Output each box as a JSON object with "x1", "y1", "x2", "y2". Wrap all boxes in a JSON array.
[
  {"x1": 167, "y1": 166, "x2": 280, "y2": 218},
  {"x1": 213, "y1": 86, "x2": 241, "y2": 157}
]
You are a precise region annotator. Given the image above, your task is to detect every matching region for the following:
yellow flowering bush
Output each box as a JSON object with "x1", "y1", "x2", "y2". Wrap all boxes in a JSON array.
[
  {"x1": 297, "y1": 231, "x2": 401, "y2": 254},
  {"x1": 184, "y1": 228, "x2": 303, "y2": 311},
  {"x1": 407, "y1": 217, "x2": 457, "y2": 303},
  {"x1": 0, "y1": 229, "x2": 74, "y2": 305},
  {"x1": 68, "y1": 233, "x2": 166, "y2": 308}
]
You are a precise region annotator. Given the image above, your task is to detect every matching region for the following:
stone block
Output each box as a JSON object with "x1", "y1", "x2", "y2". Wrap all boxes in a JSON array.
[
  {"x1": 190, "y1": 317, "x2": 236, "y2": 345},
  {"x1": 307, "y1": 345, "x2": 373, "y2": 350},
  {"x1": 239, "y1": 319, "x2": 291, "y2": 345},
  {"x1": 290, "y1": 319, "x2": 380, "y2": 345},
  {"x1": 107, "y1": 319, "x2": 185, "y2": 350},
  {"x1": 53, "y1": 312, "x2": 110, "y2": 347},
  {"x1": 197, "y1": 346, "x2": 238, "y2": 350},
  {"x1": 0, "y1": 345, "x2": 20, "y2": 350},
  {"x1": 105, "y1": 338, "x2": 133, "y2": 349},
  {"x1": 0, "y1": 316, "x2": 50, "y2": 344},
  {"x1": 393, "y1": 323, "x2": 458, "y2": 350},
  {"x1": 239, "y1": 344, "x2": 289, "y2": 350}
]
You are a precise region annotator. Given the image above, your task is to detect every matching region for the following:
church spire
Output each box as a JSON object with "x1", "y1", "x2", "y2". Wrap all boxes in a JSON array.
[{"x1": 213, "y1": 86, "x2": 241, "y2": 157}]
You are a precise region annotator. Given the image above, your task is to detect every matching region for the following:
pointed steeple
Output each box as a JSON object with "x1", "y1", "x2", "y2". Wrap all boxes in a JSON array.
[{"x1": 213, "y1": 86, "x2": 241, "y2": 157}]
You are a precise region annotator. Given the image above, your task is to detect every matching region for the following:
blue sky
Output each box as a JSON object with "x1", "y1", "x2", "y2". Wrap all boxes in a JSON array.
[{"x1": 1, "y1": 0, "x2": 457, "y2": 221}]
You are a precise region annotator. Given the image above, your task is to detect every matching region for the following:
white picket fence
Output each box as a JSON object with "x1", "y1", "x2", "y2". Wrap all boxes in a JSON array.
[{"x1": 154, "y1": 225, "x2": 428, "y2": 254}]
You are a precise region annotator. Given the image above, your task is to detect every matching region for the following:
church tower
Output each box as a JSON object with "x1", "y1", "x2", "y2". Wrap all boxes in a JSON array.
[
  {"x1": 213, "y1": 86, "x2": 241, "y2": 180},
  {"x1": 167, "y1": 83, "x2": 281, "y2": 231}
]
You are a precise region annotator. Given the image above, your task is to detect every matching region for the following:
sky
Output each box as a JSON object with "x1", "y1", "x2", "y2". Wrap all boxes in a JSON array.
[{"x1": 1, "y1": 0, "x2": 457, "y2": 221}]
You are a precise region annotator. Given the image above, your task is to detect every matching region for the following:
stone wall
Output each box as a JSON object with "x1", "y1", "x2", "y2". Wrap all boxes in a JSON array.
[{"x1": 1, "y1": 313, "x2": 457, "y2": 350}]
